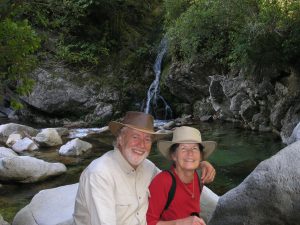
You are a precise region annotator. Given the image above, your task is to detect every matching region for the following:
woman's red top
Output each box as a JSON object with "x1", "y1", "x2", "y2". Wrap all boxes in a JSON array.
[{"x1": 146, "y1": 167, "x2": 201, "y2": 225}]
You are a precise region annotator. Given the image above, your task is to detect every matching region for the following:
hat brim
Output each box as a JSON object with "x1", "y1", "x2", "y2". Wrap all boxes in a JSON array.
[
  {"x1": 157, "y1": 140, "x2": 217, "y2": 160},
  {"x1": 109, "y1": 121, "x2": 170, "y2": 141}
]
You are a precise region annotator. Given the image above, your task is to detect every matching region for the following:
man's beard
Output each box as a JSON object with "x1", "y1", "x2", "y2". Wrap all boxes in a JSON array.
[{"x1": 123, "y1": 147, "x2": 149, "y2": 168}]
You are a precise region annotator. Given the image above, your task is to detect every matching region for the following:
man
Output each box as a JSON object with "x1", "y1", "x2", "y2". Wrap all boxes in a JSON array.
[{"x1": 73, "y1": 111, "x2": 216, "y2": 225}]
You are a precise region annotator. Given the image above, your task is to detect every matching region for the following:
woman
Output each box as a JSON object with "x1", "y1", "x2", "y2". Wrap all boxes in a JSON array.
[{"x1": 146, "y1": 126, "x2": 217, "y2": 225}]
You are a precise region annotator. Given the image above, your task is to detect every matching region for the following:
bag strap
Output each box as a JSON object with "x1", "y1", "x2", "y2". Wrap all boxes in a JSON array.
[
  {"x1": 163, "y1": 169, "x2": 203, "y2": 211},
  {"x1": 164, "y1": 170, "x2": 176, "y2": 210}
]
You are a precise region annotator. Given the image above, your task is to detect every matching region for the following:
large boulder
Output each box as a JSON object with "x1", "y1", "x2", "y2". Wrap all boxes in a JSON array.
[
  {"x1": 12, "y1": 184, "x2": 218, "y2": 225},
  {"x1": 20, "y1": 68, "x2": 118, "y2": 125},
  {"x1": 0, "y1": 123, "x2": 38, "y2": 143},
  {"x1": 0, "y1": 156, "x2": 67, "y2": 183},
  {"x1": 200, "y1": 186, "x2": 219, "y2": 223},
  {"x1": 208, "y1": 141, "x2": 300, "y2": 225},
  {"x1": 13, "y1": 183, "x2": 78, "y2": 225}
]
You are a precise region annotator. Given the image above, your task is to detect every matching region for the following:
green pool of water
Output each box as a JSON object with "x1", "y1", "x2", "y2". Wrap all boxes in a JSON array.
[{"x1": 0, "y1": 121, "x2": 284, "y2": 223}]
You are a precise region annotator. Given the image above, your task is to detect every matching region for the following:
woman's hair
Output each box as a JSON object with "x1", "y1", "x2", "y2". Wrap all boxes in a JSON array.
[{"x1": 169, "y1": 143, "x2": 204, "y2": 167}]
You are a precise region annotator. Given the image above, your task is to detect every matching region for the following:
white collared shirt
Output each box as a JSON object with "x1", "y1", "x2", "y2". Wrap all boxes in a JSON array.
[{"x1": 73, "y1": 148, "x2": 160, "y2": 225}]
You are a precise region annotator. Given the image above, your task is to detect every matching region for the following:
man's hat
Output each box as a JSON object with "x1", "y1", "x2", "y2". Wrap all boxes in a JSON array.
[
  {"x1": 157, "y1": 126, "x2": 217, "y2": 160},
  {"x1": 109, "y1": 111, "x2": 167, "y2": 139}
]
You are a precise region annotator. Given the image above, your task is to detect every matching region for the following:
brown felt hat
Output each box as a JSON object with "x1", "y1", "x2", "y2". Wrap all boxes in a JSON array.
[{"x1": 109, "y1": 111, "x2": 168, "y2": 139}]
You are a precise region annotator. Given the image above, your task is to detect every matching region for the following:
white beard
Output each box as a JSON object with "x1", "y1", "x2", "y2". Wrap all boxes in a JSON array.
[{"x1": 122, "y1": 147, "x2": 149, "y2": 168}]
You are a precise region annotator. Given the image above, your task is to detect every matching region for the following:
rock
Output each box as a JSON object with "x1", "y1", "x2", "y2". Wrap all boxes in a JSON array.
[
  {"x1": 20, "y1": 68, "x2": 119, "y2": 125},
  {"x1": 13, "y1": 183, "x2": 78, "y2": 225},
  {"x1": 193, "y1": 100, "x2": 215, "y2": 120},
  {"x1": 0, "y1": 147, "x2": 18, "y2": 158},
  {"x1": 280, "y1": 98, "x2": 300, "y2": 144},
  {"x1": 286, "y1": 122, "x2": 300, "y2": 145},
  {"x1": 208, "y1": 140, "x2": 300, "y2": 225},
  {"x1": 229, "y1": 92, "x2": 248, "y2": 115},
  {"x1": 33, "y1": 128, "x2": 63, "y2": 147},
  {"x1": 162, "y1": 121, "x2": 176, "y2": 130},
  {"x1": 239, "y1": 99, "x2": 259, "y2": 122},
  {"x1": 11, "y1": 137, "x2": 38, "y2": 152},
  {"x1": 269, "y1": 96, "x2": 294, "y2": 129},
  {"x1": 0, "y1": 156, "x2": 67, "y2": 183},
  {"x1": 0, "y1": 214, "x2": 10, "y2": 225},
  {"x1": 200, "y1": 115, "x2": 213, "y2": 122},
  {"x1": 0, "y1": 123, "x2": 38, "y2": 144},
  {"x1": 12, "y1": 183, "x2": 218, "y2": 225},
  {"x1": 55, "y1": 128, "x2": 69, "y2": 137},
  {"x1": 6, "y1": 133, "x2": 23, "y2": 147},
  {"x1": 59, "y1": 138, "x2": 92, "y2": 156},
  {"x1": 200, "y1": 186, "x2": 219, "y2": 223},
  {"x1": 166, "y1": 62, "x2": 211, "y2": 103}
]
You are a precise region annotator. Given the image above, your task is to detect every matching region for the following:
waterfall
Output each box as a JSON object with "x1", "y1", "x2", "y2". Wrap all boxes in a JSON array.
[{"x1": 143, "y1": 38, "x2": 172, "y2": 119}]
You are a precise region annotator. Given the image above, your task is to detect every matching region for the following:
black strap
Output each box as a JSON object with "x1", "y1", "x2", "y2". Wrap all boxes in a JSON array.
[
  {"x1": 163, "y1": 170, "x2": 202, "y2": 212},
  {"x1": 164, "y1": 170, "x2": 176, "y2": 210}
]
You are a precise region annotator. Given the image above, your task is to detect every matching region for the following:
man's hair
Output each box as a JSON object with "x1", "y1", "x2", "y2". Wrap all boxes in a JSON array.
[{"x1": 113, "y1": 127, "x2": 128, "y2": 148}]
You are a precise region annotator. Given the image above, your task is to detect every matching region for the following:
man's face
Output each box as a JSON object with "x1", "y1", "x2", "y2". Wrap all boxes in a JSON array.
[{"x1": 118, "y1": 127, "x2": 153, "y2": 168}]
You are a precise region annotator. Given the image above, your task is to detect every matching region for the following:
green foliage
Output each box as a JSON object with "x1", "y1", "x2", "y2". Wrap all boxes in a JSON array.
[
  {"x1": 18, "y1": 0, "x2": 163, "y2": 68},
  {"x1": 230, "y1": 0, "x2": 300, "y2": 74},
  {"x1": 165, "y1": 0, "x2": 255, "y2": 65},
  {"x1": 0, "y1": 18, "x2": 40, "y2": 98},
  {"x1": 164, "y1": 0, "x2": 300, "y2": 75},
  {"x1": 164, "y1": 0, "x2": 191, "y2": 25},
  {"x1": 56, "y1": 42, "x2": 109, "y2": 66}
]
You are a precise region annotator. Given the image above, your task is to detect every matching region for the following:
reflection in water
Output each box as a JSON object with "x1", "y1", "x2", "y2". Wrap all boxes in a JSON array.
[{"x1": 0, "y1": 121, "x2": 284, "y2": 222}]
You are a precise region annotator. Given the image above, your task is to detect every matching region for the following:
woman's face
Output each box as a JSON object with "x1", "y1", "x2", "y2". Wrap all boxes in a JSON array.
[{"x1": 171, "y1": 143, "x2": 202, "y2": 172}]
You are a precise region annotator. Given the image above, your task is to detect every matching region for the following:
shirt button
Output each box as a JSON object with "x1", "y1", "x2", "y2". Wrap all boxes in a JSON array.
[
  {"x1": 136, "y1": 212, "x2": 139, "y2": 215},
  {"x1": 138, "y1": 196, "x2": 141, "y2": 199}
]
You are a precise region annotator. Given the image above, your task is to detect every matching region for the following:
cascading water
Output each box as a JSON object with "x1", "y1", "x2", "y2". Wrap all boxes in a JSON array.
[{"x1": 143, "y1": 38, "x2": 172, "y2": 120}]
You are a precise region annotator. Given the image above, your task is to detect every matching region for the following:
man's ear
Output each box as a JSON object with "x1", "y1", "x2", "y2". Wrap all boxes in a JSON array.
[{"x1": 117, "y1": 134, "x2": 123, "y2": 148}]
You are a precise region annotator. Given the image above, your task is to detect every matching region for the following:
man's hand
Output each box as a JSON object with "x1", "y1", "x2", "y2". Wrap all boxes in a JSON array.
[{"x1": 200, "y1": 161, "x2": 216, "y2": 184}]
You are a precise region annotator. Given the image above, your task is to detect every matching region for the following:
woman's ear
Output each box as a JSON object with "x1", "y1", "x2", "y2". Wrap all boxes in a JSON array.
[{"x1": 171, "y1": 152, "x2": 177, "y2": 162}]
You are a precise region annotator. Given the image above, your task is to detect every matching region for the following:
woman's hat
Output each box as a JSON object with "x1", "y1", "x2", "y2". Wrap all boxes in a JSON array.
[
  {"x1": 109, "y1": 111, "x2": 168, "y2": 139},
  {"x1": 157, "y1": 126, "x2": 217, "y2": 160}
]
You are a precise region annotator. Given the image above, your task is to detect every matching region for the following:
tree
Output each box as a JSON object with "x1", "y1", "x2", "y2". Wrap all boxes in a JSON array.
[{"x1": 0, "y1": 1, "x2": 40, "y2": 108}]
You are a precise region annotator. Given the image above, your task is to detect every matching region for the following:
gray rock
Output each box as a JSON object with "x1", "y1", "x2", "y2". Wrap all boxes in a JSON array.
[
  {"x1": 59, "y1": 138, "x2": 92, "y2": 156},
  {"x1": 239, "y1": 99, "x2": 259, "y2": 122},
  {"x1": 0, "y1": 123, "x2": 38, "y2": 144},
  {"x1": 286, "y1": 122, "x2": 300, "y2": 145},
  {"x1": 0, "y1": 156, "x2": 67, "y2": 183},
  {"x1": 229, "y1": 92, "x2": 248, "y2": 115},
  {"x1": 6, "y1": 133, "x2": 23, "y2": 147},
  {"x1": 0, "y1": 214, "x2": 10, "y2": 225},
  {"x1": 20, "y1": 68, "x2": 119, "y2": 125},
  {"x1": 12, "y1": 183, "x2": 218, "y2": 225},
  {"x1": 200, "y1": 186, "x2": 219, "y2": 223},
  {"x1": 33, "y1": 128, "x2": 63, "y2": 147},
  {"x1": 166, "y1": 62, "x2": 211, "y2": 102},
  {"x1": 208, "y1": 141, "x2": 300, "y2": 225},
  {"x1": 13, "y1": 183, "x2": 78, "y2": 225},
  {"x1": 0, "y1": 147, "x2": 18, "y2": 158},
  {"x1": 280, "y1": 100, "x2": 300, "y2": 144},
  {"x1": 11, "y1": 137, "x2": 38, "y2": 152}
]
